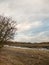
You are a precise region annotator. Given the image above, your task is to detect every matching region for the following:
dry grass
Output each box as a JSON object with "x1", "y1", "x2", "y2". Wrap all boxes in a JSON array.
[{"x1": 0, "y1": 47, "x2": 49, "y2": 65}]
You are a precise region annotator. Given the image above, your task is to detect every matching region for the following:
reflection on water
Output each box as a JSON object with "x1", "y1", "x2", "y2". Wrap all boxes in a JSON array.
[{"x1": 4, "y1": 45, "x2": 49, "y2": 51}]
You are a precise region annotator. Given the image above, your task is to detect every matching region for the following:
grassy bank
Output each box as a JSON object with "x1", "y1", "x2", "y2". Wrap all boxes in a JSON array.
[{"x1": 0, "y1": 47, "x2": 49, "y2": 65}]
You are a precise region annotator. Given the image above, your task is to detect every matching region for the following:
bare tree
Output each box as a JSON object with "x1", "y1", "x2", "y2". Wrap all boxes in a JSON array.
[{"x1": 0, "y1": 15, "x2": 17, "y2": 47}]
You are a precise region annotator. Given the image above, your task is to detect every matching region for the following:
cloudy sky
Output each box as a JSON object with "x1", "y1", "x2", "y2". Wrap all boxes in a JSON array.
[{"x1": 0, "y1": 0, "x2": 49, "y2": 43}]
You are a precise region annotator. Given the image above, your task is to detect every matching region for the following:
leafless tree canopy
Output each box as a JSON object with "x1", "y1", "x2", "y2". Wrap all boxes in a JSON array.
[{"x1": 0, "y1": 15, "x2": 17, "y2": 43}]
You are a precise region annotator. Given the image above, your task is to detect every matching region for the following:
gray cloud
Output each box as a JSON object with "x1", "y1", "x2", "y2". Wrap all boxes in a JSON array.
[
  {"x1": 0, "y1": 0, "x2": 49, "y2": 42},
  {"x1": 0, "y1": 0, "x2": 49, "y2": 19}
]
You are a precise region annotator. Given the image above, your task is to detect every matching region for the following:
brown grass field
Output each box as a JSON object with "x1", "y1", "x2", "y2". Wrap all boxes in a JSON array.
[{"x1": 0, "y1": 47, "x2": 49, "y2": 65}]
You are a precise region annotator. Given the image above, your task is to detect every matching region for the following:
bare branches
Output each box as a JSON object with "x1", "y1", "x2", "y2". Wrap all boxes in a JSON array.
[{"x1": 0, "y1": 15, "x2": 17, "y2": 43}]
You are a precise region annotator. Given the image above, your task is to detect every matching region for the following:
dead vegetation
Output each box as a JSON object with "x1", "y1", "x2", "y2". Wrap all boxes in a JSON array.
[
  {"x1": 0, "y1": 47, "x2": 49, "y2": 65},
  {"x1": 4, "y1": 41, "x2": 49, "y2": 49}
]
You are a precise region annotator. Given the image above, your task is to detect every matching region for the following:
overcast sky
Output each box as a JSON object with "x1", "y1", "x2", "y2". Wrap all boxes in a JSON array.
[{"x1": 0, "y1": 0, "x2": 49, "y2": 43}]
